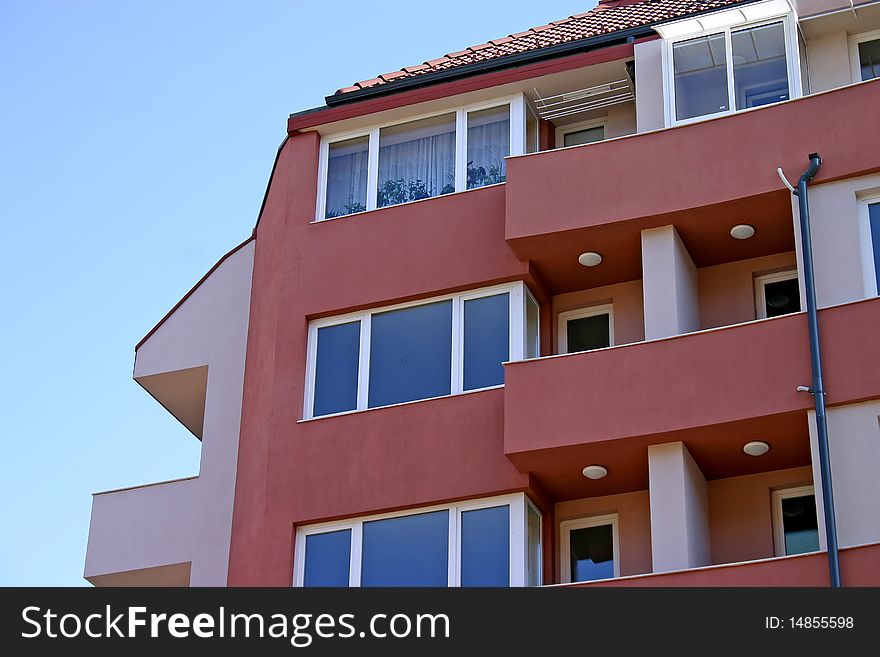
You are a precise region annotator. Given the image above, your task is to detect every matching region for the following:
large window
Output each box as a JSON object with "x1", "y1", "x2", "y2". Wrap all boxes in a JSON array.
[
  {"x1": 772, "y1": 486, "x2": 819, "y2": 557},
  {"x1": 316, "y1": 96, "x2": 525, "y2": 219},
  {"x1": 304, "y1": 283, "x2": 538, "y2": 419},
  {"x1": 294, "y1": 494, "x2": 540, "y2": 587},
  {"x1": 666, "y1": 13, "x2": 797, "y2": 125},
  {"x1": 559, "y1": 514, "x2": 619, "y2": 583}
]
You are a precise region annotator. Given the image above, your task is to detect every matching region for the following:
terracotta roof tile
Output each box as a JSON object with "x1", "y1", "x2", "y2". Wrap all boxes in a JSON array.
[{"x1": 335, "y1": 0, "x2": 748, "y2": 96}]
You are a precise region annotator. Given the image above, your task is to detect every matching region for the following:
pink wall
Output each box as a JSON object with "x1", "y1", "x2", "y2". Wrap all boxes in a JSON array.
[
  {"x1": 698, "y1": 252, "x2": 797, "y2": 330},
  {"x1": 552, "y1": 279, "x2": 644, "y2": 353},
  {"x1": 554, "y1": 490, "x2": 652, "y2": 580},
  {"x1": 708, "y1": 466, "x2": 813, "y2": 566}
]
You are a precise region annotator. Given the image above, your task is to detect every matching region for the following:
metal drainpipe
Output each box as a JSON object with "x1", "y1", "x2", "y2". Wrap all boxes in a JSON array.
[{"x1": 793, "y1": 152, "x2": 841, "y2": 587}]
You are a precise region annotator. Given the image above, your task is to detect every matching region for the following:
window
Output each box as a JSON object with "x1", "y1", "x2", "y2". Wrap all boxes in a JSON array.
[
  {"x1": 558, "y1": 304, "x2": 613, "y2": 354},
  {"x1": 467, "y1": 106, "x2": 510, "y2": 189},
  {"x1": 316, "y1": 95, "x2": 525, "y2": 219},
  {"x1": 772, "y1": 486, "x2": 819, "y2": 557},
  {"x1": 850, "y1": 31, "x2": 880, "y2": 82},
  {"x1": 859, "y1": 198, "x2": 880, "y2": 297},
  {"x1": 324, "y1": 137, "x2": 369, "y2": 218},
  {"x1": 293, "y1": 494, "x2": 539, "y2": 587},
  {"x1": 378, "y1": 114, "x2": 455, "y2": 207},
  {"x1": 559, "y1": 514, "x2": 619, "y2": 583},
  {"x1": 303, "y1": 529, "x2": 351, "y2": 587},
  {"x1": 304, "y1": 282, "x2": 532, "y2": 419},
  {"x1": 525, "y1": 290, "x2": 541, "y2": 359},
  {"x1": 666, "y1": 14, "x2": 797, "y2": 125},
  {"x1": 555, "y1": 120, "x2": 605, "y2": 148},
  {"x1": 755, "y1": 270, "x2": 800, "y2": 319},
  {"x1": 526, "y1": 501, "x2": 543, "y2": 587}
]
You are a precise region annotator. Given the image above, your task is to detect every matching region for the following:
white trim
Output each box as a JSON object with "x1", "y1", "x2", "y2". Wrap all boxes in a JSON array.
[
  {"x1": 849, "y1": 29, "x2": 880, "y2": 83},
  {"x1": 315, "y1": 94, "x2": 525, "y2": 221},
  {"x1": 858, "y1": 194, "x2": 880, "y2": 298},
  {"x1": 662, "y1": 11, "x2": 801, "y2": 127},
  {"x1": 554, "y1": 117, "x2": 607, "y2": 149},
  {"x1": 293, "y1": 493, "x2": 528, "y2": 587},
  {"x1": 525, "y1": 498, "x2": 544, "y2": 587},
  {"x1": 304, "y1": 281, "x2": 526, "y2": 419},
  {"x1": 559, "y1": 513, "x2": 620, "y2": 583},
  {"x1": 524, "y1": 287, "x2": 541, "y2": 359},
  {"x1": 771, "y1": 485, "x2": 817, "y2": 557},
  {"x1": 754, "y1": 269, "x2": 799, "y2": 319},
  {"x1": 557, "y1": 303, "x2": 614, "y2": 354}
]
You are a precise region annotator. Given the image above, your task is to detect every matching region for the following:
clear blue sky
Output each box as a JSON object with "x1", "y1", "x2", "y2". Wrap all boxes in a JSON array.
[{"x1": 0, "y1": 0, "x2": 597, "y2": 586}]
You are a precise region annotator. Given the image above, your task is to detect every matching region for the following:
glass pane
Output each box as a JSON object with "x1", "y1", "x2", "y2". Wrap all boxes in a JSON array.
[
  {"x1": 569, "y1": 523, "x2": 614, "y2": 582},
  {"x1": 368, "y1": 301, "x2": 452, "y2": 407},
  {"x1": 566, "y1": 313, "x2": 610, "y2": 353},
  {"x1": 460, "y1": 505, "x2": 510, "y2": 587},
  {"x1": 463, "y1": 293, "x2": 509, "y2": 391},
  {"x1": 563, "y1": 126, "x2": 604, "y2": 147},
  {"x1": 732, "y1": 22, "x2": 789, "y2": 109},
  {"x1": 858, "y1": 38, "x2": 880, "y2": 81},
  {"x1": 527, "y1": 505, "x2": 542, "y2": 587},
  {"x1": 313, "y1": 321, "x2": 360, "y2": 417},
  {"x1": 764, "y1": 277, "x2": 800, "y2": 317},
  {"x1": 467, "y1": 106, "x2": 510, "y2": 189},
  {"x1": 781, "y1": 495, "x2": 819, "y2": 555},
  {"x1": 870, "y1": 203, "x2": 880, "y2": 293},
  {"x1": 673, "y1": 33, "x2": 729, "y2": 120},
  {"x1": 526, "y1": 293, "x2": 540, "y2": 359},
  {"x1": 378, "y1": 114, "x2": 455, "y2": 207},
  {"x1": 361, "y1": 511, "x2": 449, "y2": 586},
  {"x1": 304, "y1": 530, "x2": 351, "y2": 587},
  {"x1": 325, "y1": 137, "x2": 369, "y2": 218}
]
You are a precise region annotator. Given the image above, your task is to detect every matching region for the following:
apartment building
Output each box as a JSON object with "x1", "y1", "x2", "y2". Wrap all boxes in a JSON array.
[{"x1": 85, "y1": 0, "x2": 880, "y2": 587}]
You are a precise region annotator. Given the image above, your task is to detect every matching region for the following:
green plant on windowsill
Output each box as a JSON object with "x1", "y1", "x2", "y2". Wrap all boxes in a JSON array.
[
  {"x1": 325, "y1": 200, "x2": 367, "y2": 219},
  {"x1": 466, "y1": 161, "x2": 506, "y2": 189},
  {"x1": 378, "y1": 178, "x2": 455, "y2": 207}
]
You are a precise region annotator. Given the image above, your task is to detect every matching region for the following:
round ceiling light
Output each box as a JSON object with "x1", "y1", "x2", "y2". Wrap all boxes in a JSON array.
[
  {"x1": 582, "y1": 464, "x2": 608, "y2": 480},
  {"x1": 578, "y1": 251, "x2": 603, "y2": 267},
  {"x1": 743, "y1": 441, "x2": 770, "y2": 457},
  {"x1": 730, "y1": 224, "x2": 756, "y2": 240}
]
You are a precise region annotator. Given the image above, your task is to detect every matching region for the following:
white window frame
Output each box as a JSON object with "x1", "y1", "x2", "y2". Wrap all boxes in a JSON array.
[
  {"x1": 771, "y1": 485, "x2": 817, "y2": 557},
  {"x1": 304, "y1": 281, "x2": 528, "y2": 420},
  {"x1": 559, "y1": 513, "x2": 620, "y2": 583},
  {"x1": 849, "y1": 29, "x2": 880, "y2": 83},
  {"x1": 554, "y1": 117, "x2": 607, "y2": 150},
  {"x1": 557, "y1": 303, "x2": 614, "y2": 354},
  {"x1": 754, "y1": 269, "x2": 799, "y2": 319},
  {"x1": 661, "y1": 10, "x2": 801, "y2": 127},
  {"x1": 315, "y1": 93, "x2": 526, "y2": 221},
  {"x1": 525, "y1": 498, "x2": 544, "y2": 587},
  {"x1": 293, "y1": 492, "x2": 538, "y2": 587},
  {"x1": 858, "y1": 194, "x2": 880, "y2": 298},
  {"x1": 523, "y1": 286, "x2": 541, "y2": 359}
]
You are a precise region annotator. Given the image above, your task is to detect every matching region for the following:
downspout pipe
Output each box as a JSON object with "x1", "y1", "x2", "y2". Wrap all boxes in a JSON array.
[{"x1": 793, "y1": 152, "x2": 841, "y2": 588}]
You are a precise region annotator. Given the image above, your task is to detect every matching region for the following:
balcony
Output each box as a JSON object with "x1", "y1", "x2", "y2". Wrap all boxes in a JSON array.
[
  {"x1": 504, "y1": 297, "x2": 880, "y2": 500},
  {"x1": 504, "y1": 79, "x2": 880, "y2": 293},
  {"x1": 559, "y1": 542, "x2": 880, "y2": 587}
]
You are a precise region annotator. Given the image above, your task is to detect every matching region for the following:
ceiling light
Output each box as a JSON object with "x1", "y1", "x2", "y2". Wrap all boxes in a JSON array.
[
  {"x1": 743, "y1": 441, "x2": 770, "y2": 457},
  {"x1": 578, "y1": 251, "x2": 603, "y2": 267},
  {"x1": 582, "y1": 464, "x2": 608, "y2": 480},
  {"x1": 730, "y1": 224, "x2": 755, "y2": 240}
]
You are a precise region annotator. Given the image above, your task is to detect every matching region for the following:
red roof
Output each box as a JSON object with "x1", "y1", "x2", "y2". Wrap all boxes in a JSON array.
[{"x1": 334, "y1": 0, "x2": 747, "y2": 96}]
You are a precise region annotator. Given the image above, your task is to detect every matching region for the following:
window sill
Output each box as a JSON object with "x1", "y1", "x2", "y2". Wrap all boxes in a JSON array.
[
  {"x1": 312, "y1": 182, "x2": 506, "y2": 225},
  {"x1": 299, "y1": 384, "x2": 504, "y2": 423}
]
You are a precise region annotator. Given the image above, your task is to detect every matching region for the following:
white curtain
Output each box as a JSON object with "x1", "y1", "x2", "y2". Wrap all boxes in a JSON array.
[
  {"x1": 467, "y1": 113, "x2": 509, "y2": 189},
  {"x1": 326, "y1": 141, "x2": 368, "y2": 217},
  {"x1": 377, "y1": 119, "x2": 455, "y2": 206}
]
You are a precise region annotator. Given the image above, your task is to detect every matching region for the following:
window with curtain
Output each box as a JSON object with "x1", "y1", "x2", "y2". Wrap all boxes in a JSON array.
[
  {"x1": 325, "y1": 136, "x2": 369, "y2": 218},
  {"x1": 377, "y1": 113, "x2": 455, "y2": 208},
  {"x1": 466, "y1": 106, "x2": 509, "y2": 189}
]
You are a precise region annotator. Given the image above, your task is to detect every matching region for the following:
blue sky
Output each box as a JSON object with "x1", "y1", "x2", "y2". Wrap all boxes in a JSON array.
[{"x1": 0, "y1": 0, "x2": 596, "y2": 586}]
